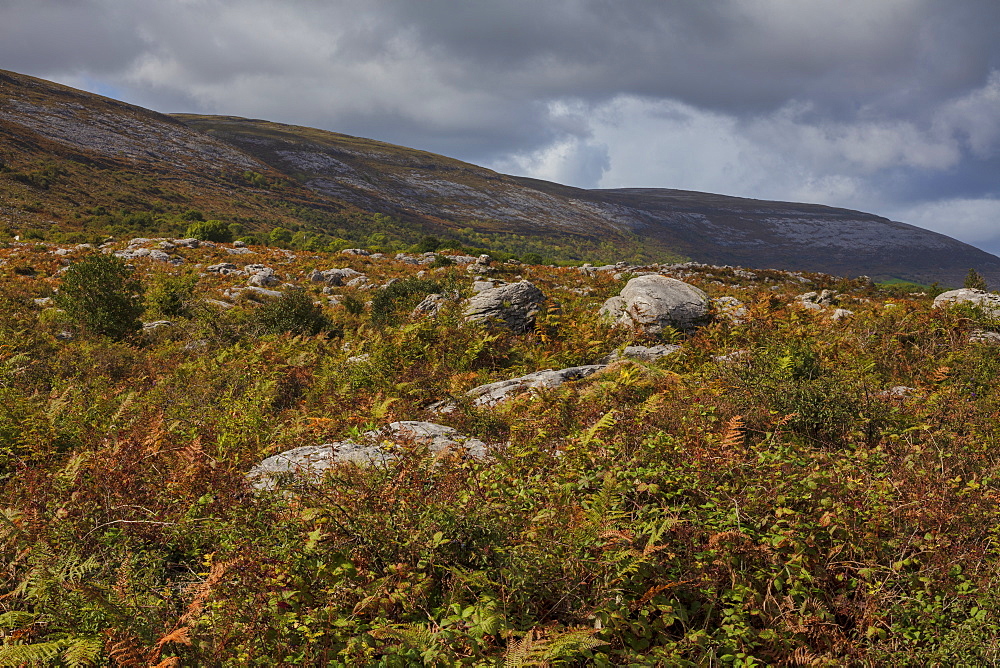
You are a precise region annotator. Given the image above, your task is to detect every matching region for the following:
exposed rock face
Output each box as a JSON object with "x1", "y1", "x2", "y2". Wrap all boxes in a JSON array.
[
  {"x1": 246, "y1": 265, "x2": 280, "y2": 287},
  {"x1": 464, "y1": 280, "x2": 546, "y2": 332},
  {"x1": 411, "y1": 293, "x2": 451, "y2": 317},
  {"x1": 970, "y1": 330, "x2": 1000, "y2": 344},
  {"x1": 246, "y1": 441, "x2": 393, "y2": 491},
  {"x1": 247, "y1": 422, "x2": 488, "y2": 491},
  {"x1": 933, "y1": 289, "x2": 1000, "y2": 316},
  {"x1": 601, "y1": 344, "x2": 681, "y2": 364},
  {"x1": 467, "y1": 365, "x2": 606, "y2": 406},
  {"x1": 600, "y1": 275, "x2": 708, "y2": 332},
  {"x1": 372, "y1": 421, "x2": 488, "y2": 460}
]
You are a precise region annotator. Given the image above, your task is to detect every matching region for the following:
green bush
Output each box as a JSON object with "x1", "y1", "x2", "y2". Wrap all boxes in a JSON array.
[
  {"x1": 254, "y1": 288, "x2": 333, "y2": 336},
  {"x1": 964, "y1": 268, "x2": 988, "y2": 290},
  {"x1": 185, "y1": 219, "x2": 232, "y2": 242},
  {"x1": 369, "y1": 277, "x2": 442, "y2": 327},
  {"x1": 412, "y1": 235, "x2": 443, "y2": 253},
  {"x1": 145, "y1": 272, "x2": 198, "y2": 318},
  {"x1": 55, "y1": 254, "x2": 143, "y2": 340},
  {"x1": 269, "y1": 227, "x2": 293, "y2": 245}
]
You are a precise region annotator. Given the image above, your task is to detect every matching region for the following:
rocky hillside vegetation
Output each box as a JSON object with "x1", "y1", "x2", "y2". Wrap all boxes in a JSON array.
[
  {"x1": 1, "y1": 237, "x2": 1000, "y2": 664},
  {"x1": 3, "y1": 68, "x2": 999, "y2": 285}
]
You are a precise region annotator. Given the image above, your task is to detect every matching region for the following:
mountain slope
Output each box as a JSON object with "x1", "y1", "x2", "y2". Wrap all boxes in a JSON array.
[{"x1": 0, "y1": 68, "x2": 998, "y2": 284}]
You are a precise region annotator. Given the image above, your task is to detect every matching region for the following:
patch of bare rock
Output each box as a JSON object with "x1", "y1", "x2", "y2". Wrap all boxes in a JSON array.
[
  {"x1": 933, "y1": 288, "x2": 1000, "y2": 316},
  {"x1": 246, "y1": 421, "x2": 488, "y2": 491}
]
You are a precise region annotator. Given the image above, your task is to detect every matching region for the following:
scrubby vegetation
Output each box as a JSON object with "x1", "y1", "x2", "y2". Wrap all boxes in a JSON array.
[{"x1": 1, "y1": 239, "x2": 1000, "y2": 665}]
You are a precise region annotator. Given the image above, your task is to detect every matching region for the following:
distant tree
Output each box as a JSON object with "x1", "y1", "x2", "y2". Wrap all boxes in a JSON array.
[
  {"x1": 964, "y1": 268, "x2": 988, "y2": 290},
  {"x1": 186, "y1": 219, "x2": 232, "y2": 242},
  {"x1": 269, "y1": 227, "x2": 293, "y2": 245},
  {"x1": 521, "y1": 252, "x2": 544, "y2": 265},
  {"x1": 55, "y1": 254, "x2": 143, "y2": 340},
  {"x1": 412, "y1": 235, "x2": 443, "y2": 253}
]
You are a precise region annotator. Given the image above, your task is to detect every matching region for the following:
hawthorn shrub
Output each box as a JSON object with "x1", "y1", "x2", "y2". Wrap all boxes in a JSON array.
[
  {"x1": 54, "y1": 253, "x2": 143, "y2": 340},
  {"x1": 253, "y1": 288, "x2": 334, "y2": 337}
]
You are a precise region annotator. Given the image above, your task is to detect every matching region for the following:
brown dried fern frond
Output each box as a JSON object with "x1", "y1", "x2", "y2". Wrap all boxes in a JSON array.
[
  {"x1": 719, "y1": 415, "x2": 745, "y2": 449},
  {"x1": 104, "y1": 628, "x2": 145, "y2": 668}
]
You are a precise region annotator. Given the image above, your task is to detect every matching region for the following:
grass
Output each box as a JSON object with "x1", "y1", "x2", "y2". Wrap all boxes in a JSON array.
[{"x1": 0, "y1": 239, "x2": 997, "y2": 664}]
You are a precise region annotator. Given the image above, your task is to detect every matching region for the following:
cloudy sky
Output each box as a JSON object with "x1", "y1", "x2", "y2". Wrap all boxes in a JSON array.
[{"x1": 3, "y1": 0, "x2": 1000, "y2": 253}]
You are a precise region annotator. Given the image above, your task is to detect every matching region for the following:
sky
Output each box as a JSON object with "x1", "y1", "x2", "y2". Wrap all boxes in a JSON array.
[{"x1": 3, "y1": 0, "x2": 1000, "y2": 253}]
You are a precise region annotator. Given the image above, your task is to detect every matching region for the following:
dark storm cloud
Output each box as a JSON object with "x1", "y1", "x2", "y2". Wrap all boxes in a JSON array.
[{"x1": 2, "y1": 0, "x2": 1000, "y2": 250}]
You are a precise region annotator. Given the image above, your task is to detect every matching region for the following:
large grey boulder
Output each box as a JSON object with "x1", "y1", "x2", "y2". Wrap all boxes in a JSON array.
[
  {"x1": 370, "y1": 421, "x2": 488, "y2": 459},
  {"x1": 464, "y1": 280, "x2": 546, "y2": 332},
  {"x1": 933, "y1": 288, "x2": 1000, "y2": 316},
  {"x1": 600, "y1": 275, "x2": 708, "y2": 332},
  {"x1": 246, "y1": 441, "x2": 393, "y2": 491},
  {"x1": 467, "y1": 365, "x2": 606, "y2": 406}
]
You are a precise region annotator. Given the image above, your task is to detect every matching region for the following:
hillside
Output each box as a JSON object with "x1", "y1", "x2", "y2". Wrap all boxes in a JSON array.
[
  {"x1": 2, "y1": 67, "x2": 999, "y2": 284},
  {"x1": 0, "y1": 235, "x2": 998, "y2": 663}
]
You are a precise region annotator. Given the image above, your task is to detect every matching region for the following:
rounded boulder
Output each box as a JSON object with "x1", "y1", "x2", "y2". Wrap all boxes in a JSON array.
[{"x1": 600, "y1": 275, "x2": 709, "y2": 332}]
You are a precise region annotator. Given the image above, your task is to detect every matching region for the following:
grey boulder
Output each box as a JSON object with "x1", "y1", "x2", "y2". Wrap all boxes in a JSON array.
[
  {"x1": 600, "y1": 275, "x2": 708, "y2": 332},
  {"x1": 246, "y1": 441, "x2": 393, "y2": 491},
  {"x1": 713, "y1": 296, "x2": 747, "y2": 324},
  {"x1": 467, "y1": 365, "x2": 606, "y2": 406},
  {"x1": 310, "y1": 267, "x2": 364, "y2": 286},
  {"x1": 933, "y1": 288, "x2": 1000, "y2": 316},
  {"x1": 412, "y1": 293, "x2": 452, "y2": 317},
  {"x1": 370, "y1": 421, "x2": 488, "y2": 459},
  {"x1": 464, "y1": 280, "x2": 546, "y2": 332},
  {"x1": 601, "y1": 344, "x2": 681, "y2": 364}
]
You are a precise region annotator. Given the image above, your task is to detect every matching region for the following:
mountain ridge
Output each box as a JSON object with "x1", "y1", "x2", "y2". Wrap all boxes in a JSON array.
[{"x1": 0, "y1": 68, "x2": 997, "y2": 285}]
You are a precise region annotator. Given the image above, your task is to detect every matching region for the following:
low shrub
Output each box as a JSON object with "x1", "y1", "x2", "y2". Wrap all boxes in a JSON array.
[
  {"x1": 254, "y1": 288, "x2": 334, "y2": 336},
  {"x1": 54, "y1": 253, "x2": 143, "y2": 340}
]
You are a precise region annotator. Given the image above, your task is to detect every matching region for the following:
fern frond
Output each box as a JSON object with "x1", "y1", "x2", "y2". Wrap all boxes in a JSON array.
[
  {"x1": 154, "y1": 626, "x2": 191, "y2": 650},
  {"x1": 931, "y1": 365, "x2": 951, "y2": 383},
  {"x1": 105, "y1": 629, "x2": 145, "y2": 668},
  {"x1": 0, "y1": 611, "x2": 36, "y2": 629},
  {"x1": 638, "y1": 392, "x2": 666, "y2": 416},
  {"x1": 0, "y1": 639, "x2": 68, "y2": 665},
  {"x1": 719, "y1": 415, "x2": 744, "y2": 449},
  {"x1": 580, "y1": 411, "x2": 617, "y2": 447},
  {"x1": 371, "y1": 624, "x2": 437, "y2": 649},
  {"x1": 151, "y1": 659, "x2": 181, "y2": 668},
  {"x1": 61, "y1": 637, "x2": 102, "y2": 667},
  {"x1": 635, "y1": 584, "x2": 673, "y2": 608},
  {"x1": 505, "y1": 627, "x2": 605, "y2": 666}
]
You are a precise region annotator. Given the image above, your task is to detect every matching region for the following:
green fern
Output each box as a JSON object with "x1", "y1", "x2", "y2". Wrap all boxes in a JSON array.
[
  {"x1": 371, "y1": 623, "x2": 437, "y2": 650},
  {"x1": 0, "y1": 636, "x2": 101, "y2": 667},
  {"x1": 505, "y1": 627, "x2": 605, "y2": 667},
  {"x1": 0, "y1": 611, "x2": 37, "y2": 629},
  {"x1": 60, "y1": 637, "x2": 102, "y2": 667},
  {"x1": 0, "y1": 639, "x2": 65, "y2": 666},
  {"x1": 580, "y1": 411, "x2": 617, "y2": 447}
]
